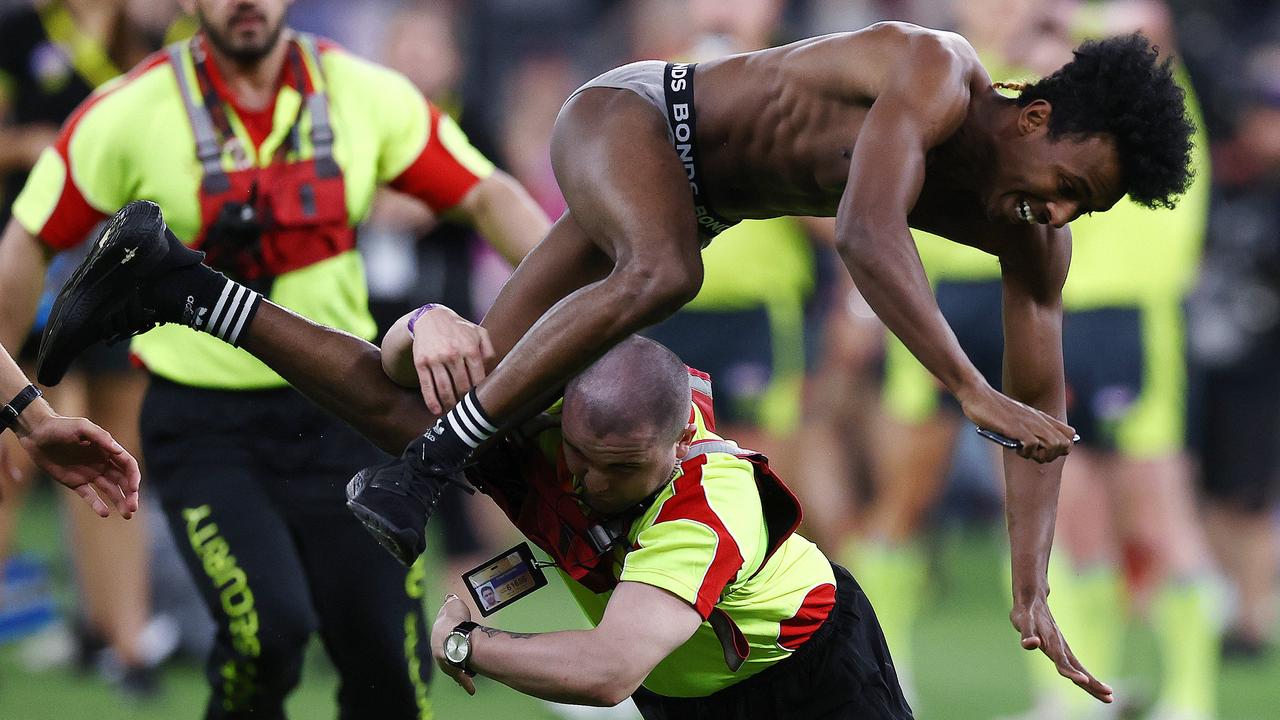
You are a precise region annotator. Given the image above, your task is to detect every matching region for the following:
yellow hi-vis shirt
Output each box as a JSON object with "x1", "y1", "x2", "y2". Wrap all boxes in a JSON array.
[
  {"x1": 485, "y1": 387, "x2": 836, "y2": 698},
  {"x1": 14, "y1": 34, "x2": 494, "y2": 389}
]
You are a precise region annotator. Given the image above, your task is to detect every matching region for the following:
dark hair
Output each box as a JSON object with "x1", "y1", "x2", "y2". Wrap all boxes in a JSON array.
[{"x1": 1018, "y1": 33, "x2": 1194, "y2": 209}]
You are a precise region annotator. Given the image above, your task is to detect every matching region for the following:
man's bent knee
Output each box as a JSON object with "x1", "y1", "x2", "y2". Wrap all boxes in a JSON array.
[{"x1": 611, "y1": 260, "x2": 703, "y2": 326}]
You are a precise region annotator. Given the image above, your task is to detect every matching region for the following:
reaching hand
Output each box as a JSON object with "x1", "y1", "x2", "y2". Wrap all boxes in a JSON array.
[
  {"x1": 1011, "y1": 595, "x2": 1113, "y2": 703},
  {"x1": 14, "y1": 414, "x2": 140, "y2": 518},
  {"x1": 959, "y1": 385, "x2": 1075, "y2": 463},
  {"x1": 411, "y1": 306, "x2": 495, "y2": 415}
]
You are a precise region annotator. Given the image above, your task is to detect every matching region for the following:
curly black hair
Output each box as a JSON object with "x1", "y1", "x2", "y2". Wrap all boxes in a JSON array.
[{"x1": 1018, "y1": 33, "x2": 1194, "y2": 209}]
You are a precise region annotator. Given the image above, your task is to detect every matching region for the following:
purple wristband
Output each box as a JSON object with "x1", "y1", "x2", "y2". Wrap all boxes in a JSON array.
[{"x1": 406, "y1": 303, "x2": 441, "y2": 339}]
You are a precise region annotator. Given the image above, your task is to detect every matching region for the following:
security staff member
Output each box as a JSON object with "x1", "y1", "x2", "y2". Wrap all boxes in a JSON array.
[
  {"x1": 0, "y1": 0, "x2": 547, "y2": 716},
  {"x1": 428, "y1": 336, "x2": 913, "y2": 719}
]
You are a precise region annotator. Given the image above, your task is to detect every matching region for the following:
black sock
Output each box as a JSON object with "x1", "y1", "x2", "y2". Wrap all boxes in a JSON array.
[
  {"x1": 143, "y1": 264, "x2": 262, "y2": 347},
  {"x1": 419, "y1": 391, "x2": 500, "y2": 470}
]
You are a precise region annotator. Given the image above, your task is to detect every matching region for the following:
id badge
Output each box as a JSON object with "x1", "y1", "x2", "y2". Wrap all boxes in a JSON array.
[{"x1": 462, "y1": 542, "x2": 550, "y2": 616}]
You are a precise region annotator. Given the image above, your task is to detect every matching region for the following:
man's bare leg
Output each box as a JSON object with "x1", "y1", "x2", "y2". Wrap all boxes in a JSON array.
[
  {"x1": 1113, "y1": 453, "x2": 1221, "y2": 717},
  {"x1": 342, "y1": 89, "x2": 708, "y2": 565},
  {"x1": 32, "y1": 200, "x2": 448, "y2": 455},
  {"x1": 474, "y1": 89, "x2": 704, "y2": 421},
  {"x1": 239, "y1": 211, "x2": 615, "y2": 453},
  {"x1": 480, "y1": 212, "x2": 614, "y2": 364}
]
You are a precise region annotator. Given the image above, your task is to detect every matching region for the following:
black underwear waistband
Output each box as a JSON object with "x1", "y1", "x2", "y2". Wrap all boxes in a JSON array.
[{"x1": 663, "y1": 62, "x2": 736, "y2": 243}]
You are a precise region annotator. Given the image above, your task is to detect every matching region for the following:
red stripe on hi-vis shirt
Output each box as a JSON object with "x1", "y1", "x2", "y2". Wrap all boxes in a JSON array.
[
  {"x1": 38, "y1": 173, "x2": 108, "y2": 250},
  {"x1": 653, "y1": 455, "x2": 743, "y2": 618},
  {"x1": 777, "y1": 582, "x2": 836, "y2": 651},
  {"x1": 388, "y1": 103, "x2": 484, "y2": 212}
]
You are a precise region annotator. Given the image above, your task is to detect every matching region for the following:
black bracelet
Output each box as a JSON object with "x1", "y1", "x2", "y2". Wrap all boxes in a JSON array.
[{"x1": 1, "y1": 384, "x2": 43, "y2": 433}]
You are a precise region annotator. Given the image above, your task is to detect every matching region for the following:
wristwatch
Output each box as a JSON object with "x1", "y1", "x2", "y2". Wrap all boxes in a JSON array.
[
  {"x1": 443, "y1": 621, "x2": 479, "y2": 677},
  {"x1": 0, "y1": 385, "x2": 42, "y2": 434}
]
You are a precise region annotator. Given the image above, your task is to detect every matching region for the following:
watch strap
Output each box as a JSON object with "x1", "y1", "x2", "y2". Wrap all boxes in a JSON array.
[
  {"x1": 449, "y1": 621, "x2": 480, "y2": 676},
  {"x1": 1, "y1": 385, "x2": 42, "y2": 433}
]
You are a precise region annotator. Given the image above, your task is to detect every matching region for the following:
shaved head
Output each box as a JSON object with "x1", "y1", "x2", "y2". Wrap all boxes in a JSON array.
[{"x1": 564, "y1": 336, "x2": 689, "y2": 444}]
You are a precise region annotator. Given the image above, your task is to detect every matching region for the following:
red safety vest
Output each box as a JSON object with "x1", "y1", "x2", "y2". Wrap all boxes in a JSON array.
[{"x1": 168, "y1": 33, "x2": 352, "y2": 283}]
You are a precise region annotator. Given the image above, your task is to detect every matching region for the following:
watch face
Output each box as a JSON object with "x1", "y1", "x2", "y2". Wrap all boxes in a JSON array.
[{"x1": 444, "y1": 632, "x2": 470, "y2": 664}]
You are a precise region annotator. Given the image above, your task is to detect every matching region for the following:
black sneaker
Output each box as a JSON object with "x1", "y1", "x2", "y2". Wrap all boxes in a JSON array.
[
  {"x1": 346, "y1": 435, "x2": 469, "y2": 566},
  {"x1": 37, "y1": 201, "x2": 204, "y2": 386}
]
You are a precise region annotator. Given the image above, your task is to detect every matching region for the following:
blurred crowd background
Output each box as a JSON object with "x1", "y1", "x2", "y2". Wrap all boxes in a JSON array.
[{"x1": 1, "y1": 0, "x2": 1278, "y2": 718}]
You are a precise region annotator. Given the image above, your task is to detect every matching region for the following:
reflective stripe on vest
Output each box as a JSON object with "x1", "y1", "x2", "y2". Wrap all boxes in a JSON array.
[
  {"x1": 166, "y1": 34, "x2": 337, "y2": 190},
  {"x1": 167, "y1": 42, "x2": 227, "y2": 193},
  {"x1": 682, "y1": 439, "x2": 756, "y2": 461}
]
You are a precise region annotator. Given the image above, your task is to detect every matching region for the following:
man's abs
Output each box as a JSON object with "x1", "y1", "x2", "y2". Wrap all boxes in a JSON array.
[{"x1": 693, "y1": 37, "x2": 879, "y2": 220}]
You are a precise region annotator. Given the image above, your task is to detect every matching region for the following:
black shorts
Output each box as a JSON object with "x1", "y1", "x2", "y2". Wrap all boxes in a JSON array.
[
  {"x1": 1196, "y1": 330, "x2": 1280, "y2": 510},
  {"x1": 631, "y1": 564, "x2": 914, "y2": 720},
  {"x1": 644, "y1": 306, "x2": 777, "y2": 428},
  {"x1": 895, "y1": 280, "x2": 1161, "y2": 454}
]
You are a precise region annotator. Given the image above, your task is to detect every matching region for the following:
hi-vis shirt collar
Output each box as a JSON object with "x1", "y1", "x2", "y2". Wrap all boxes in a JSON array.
[{"x1": 167, "y1": 32, "x2": 337, "y2": 191}]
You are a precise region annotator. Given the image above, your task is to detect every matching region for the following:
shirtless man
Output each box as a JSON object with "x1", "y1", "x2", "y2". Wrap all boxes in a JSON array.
[{"x1": 38, "y1": 21, "x2": 1191, "y2": 706}]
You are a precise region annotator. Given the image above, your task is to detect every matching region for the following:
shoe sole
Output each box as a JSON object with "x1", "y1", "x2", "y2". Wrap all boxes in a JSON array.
[
  {"x1": 37, "y1": 201, "x2": 168, "y2": 386},
  {"x1": 345, "y1": 471, "x2": 420, "y2": 567}
]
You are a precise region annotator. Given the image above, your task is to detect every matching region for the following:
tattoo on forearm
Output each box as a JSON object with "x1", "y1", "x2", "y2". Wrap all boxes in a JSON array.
[{"x1": 478, "y1": 626, "x2": 539, "y2": 640}]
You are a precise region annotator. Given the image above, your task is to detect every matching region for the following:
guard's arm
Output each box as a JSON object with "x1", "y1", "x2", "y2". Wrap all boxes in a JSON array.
[
  {"x1": 434, "y1": 582, "x2": 702, "y2": 706},
  {"x1": 0, "y1": 329, "x2": 140, "y2": 517},
  {"x1": 0, "y1": 218, "x2": 53, "y2": 352},
  {"x1": 452, "y1": 169, "x2": 550, "y2": 266}
]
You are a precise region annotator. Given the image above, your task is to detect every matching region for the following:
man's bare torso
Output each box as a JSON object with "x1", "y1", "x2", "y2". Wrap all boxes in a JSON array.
[{"x1": 694, "y1": 23, "x2": 999, "y2": 243}]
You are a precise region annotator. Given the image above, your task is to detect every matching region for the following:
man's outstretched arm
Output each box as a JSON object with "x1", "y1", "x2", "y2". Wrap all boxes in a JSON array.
[
  {"x1": 999, "y1": 228, "x2": 1112, "y2": 703},
  {"x1": 836, "y1": 30, "x2": 1075, "y2": 462}
]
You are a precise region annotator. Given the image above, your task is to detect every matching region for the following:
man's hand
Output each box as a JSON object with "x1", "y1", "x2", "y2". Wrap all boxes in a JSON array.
[
  {"x1": 959, "y1": 384, "x2": 1075, "y2": 463},
  {"x1": 411, "y1": 306, "x2": 494, "y2": 415},
  {"x1": 432, "y1": 593, "x2": 478, "y2": 695},
  {"x1": 13, "y1": 411, "x2": 140, "y2": 518},
  {"x1": 1011, "y1": 594, "x2": 1113, "y2": 703}
]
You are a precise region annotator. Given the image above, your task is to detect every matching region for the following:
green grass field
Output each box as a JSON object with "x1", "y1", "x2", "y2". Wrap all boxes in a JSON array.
[{"x1": 2, "y1": 486, "x2": 1276, "y2": 720}]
